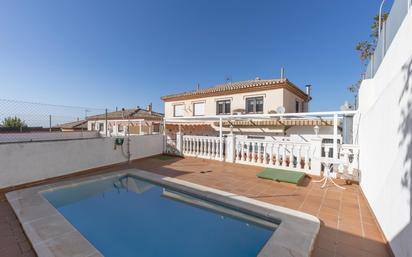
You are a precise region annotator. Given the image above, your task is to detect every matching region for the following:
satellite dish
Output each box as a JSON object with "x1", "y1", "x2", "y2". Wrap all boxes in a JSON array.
[
  {"x1": 340, "y1": 101, "x2": 353, "y2": 111},
  {"x1": 276, "y1": 106, "x2": 285, "y2": 114}
]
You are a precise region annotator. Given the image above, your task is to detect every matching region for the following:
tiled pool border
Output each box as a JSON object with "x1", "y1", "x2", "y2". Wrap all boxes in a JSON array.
[{"x1": 6, "y1": 169, "x2": 320, "y2": 257}]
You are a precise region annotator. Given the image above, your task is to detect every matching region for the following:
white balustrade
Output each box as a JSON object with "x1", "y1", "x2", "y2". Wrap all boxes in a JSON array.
[
  {"x1": 177, "y1": 134, "x2": 360, "y2": 178},
  {"x1": 234, "y1": 138, "x2": 312, "y2": 172},
  {"x1": 182, "y1": 135, "x2": 222, "y2": 160},
  {"x1": 339, "y1": 144, "x2": 360, "y2": 172}
]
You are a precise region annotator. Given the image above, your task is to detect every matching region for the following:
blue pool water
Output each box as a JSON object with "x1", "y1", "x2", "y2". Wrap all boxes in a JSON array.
[{"x1": 43, "y1": 176, "x2": 274, "y2": 257}]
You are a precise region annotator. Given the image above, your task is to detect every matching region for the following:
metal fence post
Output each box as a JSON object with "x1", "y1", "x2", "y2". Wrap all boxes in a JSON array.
[
  {"x1": 382, "y1": 21, "x2": 386, "y2": 57},
  {"x1": 370, "y1": 55, "x2": 374, "y2": 78},
  {"x1": 49, "y1": 115, "x2": 52, "y2": 132},
  {"x1": 105, "y1": 108, "x2": 108, "y2": 137}
]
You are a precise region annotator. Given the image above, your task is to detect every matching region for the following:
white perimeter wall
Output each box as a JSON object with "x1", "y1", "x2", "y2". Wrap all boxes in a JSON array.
[
  {"x1": 0, "y1": 134, "x2": 164, "y2": 189},
  {"x1": 358, "y1": 8, "x2": 412, "y2": 257},
  {"x1": 0, "y1": 131, "x2": 99, "y2": 143}
]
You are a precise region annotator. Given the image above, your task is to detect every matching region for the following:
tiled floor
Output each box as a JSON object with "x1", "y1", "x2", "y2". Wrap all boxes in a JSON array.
[
  {"x1": 131, "y1": 157, "x2": 392, "y2": 257},
  {"x1": 0, "y1": 156, "x2": 392, "y2": 257},
  {"x1": 0, "y1": 200, "x2": 35, "y2": 257}
]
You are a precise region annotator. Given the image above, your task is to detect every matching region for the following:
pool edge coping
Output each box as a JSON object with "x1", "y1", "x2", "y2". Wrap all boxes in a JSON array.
[{"x1": 6, "y1": 168, "x2": 320, "y2": 257}]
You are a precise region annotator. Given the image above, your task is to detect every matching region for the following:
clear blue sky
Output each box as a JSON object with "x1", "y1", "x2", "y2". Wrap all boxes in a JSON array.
[{"x1": 0, "y1": 0, "x2": 392, "y2": 112}]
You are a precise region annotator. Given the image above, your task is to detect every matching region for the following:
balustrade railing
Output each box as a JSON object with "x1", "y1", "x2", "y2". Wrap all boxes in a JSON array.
[
  {"x1": 321, "y1": 143, "x2": 334, "y2": 158},
  {"x1": 234, "y1": 139, "x2": 312, "y2": 172},
  {"x1": 182, "y1": 135, "x2": 222, "y2": 160},
  {"x1": 339, "y1": 144, "x2": 360, "y2": 172},
  {"x1": 175, "y1": 134, "x2": 360, "y2": 178}
]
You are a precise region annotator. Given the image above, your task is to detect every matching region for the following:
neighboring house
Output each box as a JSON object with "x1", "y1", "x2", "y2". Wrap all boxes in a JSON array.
[
  {"x1": 55, "y1": 120, "x2": 88, "y2": 132},
  {"x1": 162, "y1": 78, "x2": 310, "y2": 118},
  {"x1": 161, "y1": 78, "x2": 338, "y2": 139},
  {"x1": 86, "y1": 104, "x2": 163, "y2": 136}
]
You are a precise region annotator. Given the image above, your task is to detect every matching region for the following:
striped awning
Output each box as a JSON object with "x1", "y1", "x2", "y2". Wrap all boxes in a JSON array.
[{"x1": 213, "y1": 119, "x2": 338, "y2": 127}]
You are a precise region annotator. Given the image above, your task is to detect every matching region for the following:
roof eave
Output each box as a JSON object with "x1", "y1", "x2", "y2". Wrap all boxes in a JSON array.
[{"x1": 161, "y1": 80, "x2": 309, "y2": 102}]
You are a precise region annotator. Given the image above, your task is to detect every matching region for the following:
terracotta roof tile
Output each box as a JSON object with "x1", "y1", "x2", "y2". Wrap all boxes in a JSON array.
[
  {"x1": 86, "y1": 108, "x2": 163, "y2": 120},
  {"x1": 55, "y1": 120, "x2": 88, "y2": 129},
  {"x1": 161, "y1": 78, "x2": 308, "y2": 101}
]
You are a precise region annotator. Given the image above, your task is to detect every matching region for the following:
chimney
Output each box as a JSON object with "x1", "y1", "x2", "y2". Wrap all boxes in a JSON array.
[
  {"x1": 146, "y1": 103, "x2": 153, "y2": 112},
  {"x1": 305, "y1": 85, "x2": 312, "y2": 101},
  {"x1": 280, "y1": 67, "x2": 285, "y2": 80}
]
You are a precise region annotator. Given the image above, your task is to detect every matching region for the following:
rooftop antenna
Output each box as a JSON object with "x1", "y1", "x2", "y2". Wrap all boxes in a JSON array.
[
  {"x1": 225, "y1": 75, "x2": 232, "y2": 84},
  {"x1": 305, "y1": 85, "x2": 312, "y2": 101},
  {"x1": 280, "y1": 67, "x2": 285, "y2": 80}
]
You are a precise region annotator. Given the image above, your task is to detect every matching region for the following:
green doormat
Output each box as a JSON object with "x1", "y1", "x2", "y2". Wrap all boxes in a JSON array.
[
  {"x1": 257, "y1": 168, "x2": 305, "y2": 184},
  {"x1": 153, "y1": 155, "x2": 175, "y2": 161}
]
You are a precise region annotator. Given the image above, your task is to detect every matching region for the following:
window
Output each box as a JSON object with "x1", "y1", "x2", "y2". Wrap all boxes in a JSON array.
[
  {"x1": 153, "y1": 124, "x2": 160, "y2": 133},
  {"x1": 193, "y1": 102, "x2": 205, "y2": 116},
  {"x1": 245, "y1": 97, "x2": 264, "y2": 113},
  {"x1": 118, "y1": 125, "x2": 124, "y2": 133},
  {"x1": 98, "y1": 123, "x2": 104, "y2": 132},
  {"x1": 295, "y1": 101, "x2": 300, "y2": 113},
  {"x1": 216, "y1": 100, "x2": 231, "y2": 115},
  {"x1": 173, "y1": 104, "x2": 185, "y2": 117}
]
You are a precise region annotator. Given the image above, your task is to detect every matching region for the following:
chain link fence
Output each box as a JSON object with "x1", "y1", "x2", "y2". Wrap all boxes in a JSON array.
[
  {"x1": 0, "y1": 99, "x2": 108, "y2": 143},
  {"x1": 0, "y1": 99, "x2": 164, "y2": 144}
]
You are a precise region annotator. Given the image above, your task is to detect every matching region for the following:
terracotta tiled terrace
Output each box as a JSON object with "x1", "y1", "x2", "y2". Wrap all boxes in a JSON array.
[{"x1": 0, "y1": 156, "x2": 392, "y2": 257}]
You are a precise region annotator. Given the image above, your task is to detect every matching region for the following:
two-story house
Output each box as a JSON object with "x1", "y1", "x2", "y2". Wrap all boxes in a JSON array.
[
  {"x1": 162, "y1": 78, "x2": 309, "y2": 117},
  {"x1": 161, "y1": 78, "x2": 337, "y2": 140}
]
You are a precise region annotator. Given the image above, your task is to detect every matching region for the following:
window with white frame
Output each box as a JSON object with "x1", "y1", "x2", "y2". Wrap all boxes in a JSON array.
[
  {"x1": 173, "y1": 104, "x2": 185, "y2": 117},
  {"x1": 193, "y1": 102, "x2": 205, "y2": 116},
  {"x1": 216, "y1": 100, "x2": 231, "y2": 115},
  {"x1": 245, "y1": 97, "x2": 264, "y2": 113}
]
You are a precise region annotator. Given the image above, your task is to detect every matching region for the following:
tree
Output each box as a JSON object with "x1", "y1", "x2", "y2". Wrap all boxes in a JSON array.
[
  {"x1": 350, "y1": 12, "x2": 389, "y2": 109},
  {"x1": 355, "y1": 12, "x2": 389, "y2": 64},
  {"x1": 348, "y1": 80, "x2": 361, "y2": 109},
  {"x1": 1, "y1": 116, "x2": 27, "y2": 128}
]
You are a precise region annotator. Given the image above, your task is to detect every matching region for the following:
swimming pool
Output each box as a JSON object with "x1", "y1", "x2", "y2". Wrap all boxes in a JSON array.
[
  {"x1": 43, "y1": 175, "x2": 275, "y2": 257},
  {"x1": 7, "y1": 169, "x2": 320, "y2": 257}
]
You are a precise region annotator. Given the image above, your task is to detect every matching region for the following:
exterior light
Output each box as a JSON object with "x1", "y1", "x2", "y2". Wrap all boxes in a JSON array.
[{"x1": 314, "y1": 125, "x2": 320, "y2": 136}]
